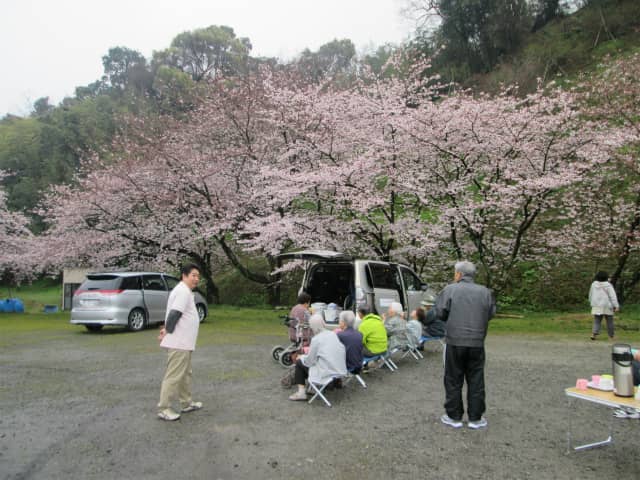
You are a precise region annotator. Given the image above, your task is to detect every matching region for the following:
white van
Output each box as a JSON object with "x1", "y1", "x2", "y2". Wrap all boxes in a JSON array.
[{"x1": 278, "y1": 250, "x2": 434, "y2": 319}]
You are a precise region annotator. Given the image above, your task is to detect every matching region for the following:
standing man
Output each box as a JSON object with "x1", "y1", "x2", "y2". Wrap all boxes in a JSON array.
[
  {"x1": 435, "y1": 261, "x2": 495, "y2": 429},
  {"x1": 157, "y1": 263, "x2": 203, "y2": 421}
]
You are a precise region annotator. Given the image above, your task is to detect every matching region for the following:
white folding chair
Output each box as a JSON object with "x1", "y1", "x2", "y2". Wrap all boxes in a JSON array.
[
  {"x1": 364, "y1": 353, "x2": 397, "y2": 371},
  {"x1": 308, "y1": 375, "x2": 345, "y2": 407},
  {"x1": 420, "y1": 335, "x2": 446, "y2": 366},
  {"x1": 344, "y1": 370, "x2": 367, "y2": 389}
]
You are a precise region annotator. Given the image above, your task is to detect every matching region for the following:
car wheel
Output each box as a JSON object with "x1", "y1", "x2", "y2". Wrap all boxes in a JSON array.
[
  {"x1": 196, "y1": 303, "x2": 207, "y2": 323},
  {"x1": 271, "y1": 346, "x2": 284, "y2": 362},
  {"x1": 85, "y1": 324, "x2": 103, "y2": 332},
  {"x1": 127, "y1": 308, "x2": 147, "y2": 332},
  {"x1": 279, "y1": 351, "x2": 294, "y2": 367}
]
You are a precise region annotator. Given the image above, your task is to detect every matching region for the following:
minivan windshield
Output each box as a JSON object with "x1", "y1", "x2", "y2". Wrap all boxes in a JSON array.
[{"x1": 81, "y1": 275, "x2": 121, "y2": 291}]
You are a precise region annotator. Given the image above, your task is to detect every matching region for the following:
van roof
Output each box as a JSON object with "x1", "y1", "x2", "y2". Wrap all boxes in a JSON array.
[
  {"x1": 276, "y1": 250, "x2": 353, "y2": 262},
  {"x1": 87, "y1": 272, "x2": 170, "y2": 277}
]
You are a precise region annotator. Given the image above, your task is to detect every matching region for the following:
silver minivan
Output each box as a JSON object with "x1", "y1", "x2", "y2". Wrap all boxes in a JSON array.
[
  {"x1": 70, "y1": 272, "x2": 208, "y2": 332},
  {"x1": 278, "y1": 250, "x2": 434, "y2": 318}
]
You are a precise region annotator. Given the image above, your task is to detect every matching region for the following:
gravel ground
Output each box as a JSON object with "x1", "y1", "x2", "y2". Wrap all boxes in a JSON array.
[{"x1": 1, "y1": 326, "x2": 640, "y2": 480}]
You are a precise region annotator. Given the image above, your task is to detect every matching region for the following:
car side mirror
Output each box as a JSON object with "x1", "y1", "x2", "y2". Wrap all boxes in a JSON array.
[{"x1": 420, "y1": 283, "x2": 429, "y2": 291}]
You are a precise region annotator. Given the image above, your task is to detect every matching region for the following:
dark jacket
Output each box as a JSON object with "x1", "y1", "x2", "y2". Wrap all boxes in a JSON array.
[
  {"x1": 434, "y1": 276, "x2": 495, "y2": 347},
  {"x1": 337, "y1": 327, "x2": 364, "y2": 373},
  {"x1": 421, "y1": 308, "x2": 446, "y2": 337}
]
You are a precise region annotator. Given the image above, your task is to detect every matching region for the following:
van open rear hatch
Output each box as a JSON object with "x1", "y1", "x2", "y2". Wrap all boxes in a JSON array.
[{"x1": 276, "y1": 250, "x2": 353, "y2": 262}]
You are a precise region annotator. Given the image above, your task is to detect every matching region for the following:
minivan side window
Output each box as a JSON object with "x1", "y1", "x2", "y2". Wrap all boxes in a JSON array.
[
  {"x1": 120, "y1": 276, "x2": 142, "y2": 291},
  {"x1": 164, "y1": 276, "x2": 179, "y2": 291},
  {"x1": 369, "y1": 264, "x2": 402, "y2": 290},
  {"x1": 142, "y1": 275, "x2": 166, "y2": 291},
  {"x1": 400, "y1": 267, "x2": 422, "y2": 291}
]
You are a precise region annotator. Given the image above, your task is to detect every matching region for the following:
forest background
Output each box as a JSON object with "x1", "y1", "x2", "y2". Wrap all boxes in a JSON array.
[{"x1": 1, "y1": 0, "x2": 639, "y2": 310}]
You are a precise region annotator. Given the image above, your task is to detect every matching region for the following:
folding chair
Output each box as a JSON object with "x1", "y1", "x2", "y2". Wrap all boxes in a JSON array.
[
  {"x1": 399, "y1": 343, "x2": 423, "y2": 361},
  {"x1": 420, "y1": 335, "x2": 446, "y2": 366},
  {"x1": 363, "y1": 353, "x2": 397, "y2": 372},
  {"x1": 344, "y1": 369, "x2": 367, "y2": 389},
  {"x1": 308, "y1": 375, "x2": 345, "y2": 407}
]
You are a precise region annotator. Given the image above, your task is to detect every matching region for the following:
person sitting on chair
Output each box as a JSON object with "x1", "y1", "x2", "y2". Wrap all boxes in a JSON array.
[
  {"x1": 384, "y1": 302, "x2": 410, "y2": 351},
  {"x1": 357, "y1": 306, "x2": 388, "y2": 358},
  {"x1": 336, "y1": 311, "x2": 364, "y2": 374},
  {"x1": 289, "y1": 315, "x2": 347, "y2": 401},
  {"x1": 406, "y1": 311, "x2": 423, "y2": 347},
  {"x1": 417, "y1": 302, "x2": 445, "y2": 338}
]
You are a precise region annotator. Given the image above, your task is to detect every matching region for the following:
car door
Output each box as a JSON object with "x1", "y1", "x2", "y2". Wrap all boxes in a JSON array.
[
  {"x1": 142, "y1": 274, "x2": 168, "y2": 323},
  {"x1": 367, "y1": 262, "x2": 403, "y2": 315},
  {"x1": 400, "y1": 266, "x2": 425, "y2": 314}
]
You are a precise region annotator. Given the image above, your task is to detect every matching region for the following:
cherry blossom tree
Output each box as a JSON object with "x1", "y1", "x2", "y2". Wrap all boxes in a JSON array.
[
  {"x1": 565, "y1": 53, "x2": 640, "y2": 301},
  {"x1": 245, "y1": 54, "x2": 623, "y2": 293},
  {"x1": 35, "y1": 50, "x2": 630, "y2": 303},
  {"x1": 0, "y1": 173, "x2": 34, "y2": 284}
]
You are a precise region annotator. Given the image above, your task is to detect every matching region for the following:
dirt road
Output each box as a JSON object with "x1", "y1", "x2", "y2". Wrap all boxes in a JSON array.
[{"x1": 1, "y1": 326, "x2": 639, "y2": 479}]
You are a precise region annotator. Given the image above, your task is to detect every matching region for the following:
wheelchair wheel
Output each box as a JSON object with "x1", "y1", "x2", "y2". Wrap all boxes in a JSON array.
[
  {"x1": 279, "y1": 351, "x2": 294, "y2": 367},
  {"x1": 271, "y1": 346, "x2": 284, "y2": 362}
]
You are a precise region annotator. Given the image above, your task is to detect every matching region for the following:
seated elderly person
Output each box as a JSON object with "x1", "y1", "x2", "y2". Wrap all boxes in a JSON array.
[
  {"x1": 289, "y1": 314, "x2": 347, "y2": 401},
  {"x1": 416, "y1": 301, "x2": 445, "y2": 338},
  {"x1": 384, "y1": 302, "x2": 410, "y2": 351},
  {"x1": 336, "y1": 311, "x2": 364, "y2": 373},
  {"x1": 357, "y1": 306, "x2": 388, "y2": 358},
  {"x1": 406, "y1": 312, "x2": 423, "y2": 347},
  {"x1": 288, "y1": 292, "x2": 311, "y2": 343}
]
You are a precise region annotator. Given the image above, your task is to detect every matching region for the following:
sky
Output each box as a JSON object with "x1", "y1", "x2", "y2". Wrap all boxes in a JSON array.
[{"x1": 0, "y1": 0, "x2": 412, "y2": 117}]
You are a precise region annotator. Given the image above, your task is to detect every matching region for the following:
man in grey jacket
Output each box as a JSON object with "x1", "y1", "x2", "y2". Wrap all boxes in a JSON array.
[{"x1": 435, "y1": 261, "x2": 495, "y2": 429}]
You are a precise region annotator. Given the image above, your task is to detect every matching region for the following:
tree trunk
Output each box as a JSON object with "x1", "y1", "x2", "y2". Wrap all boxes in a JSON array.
[
  {"x1": 189, "y1": 252, "x2": 220, "y2": 304},
  {"x1": 217, "y1": 237, "x2": 272, "y2": 284},
  {"x1": 609, "y1": 191, "x2": 640, "y2": 303},
  {"x1": 267, "y1": 256, "x2": 282, "y2": 306}
]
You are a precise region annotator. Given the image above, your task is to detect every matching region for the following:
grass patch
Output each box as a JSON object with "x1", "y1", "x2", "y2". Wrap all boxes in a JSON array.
[
  {"x1": 0, "y1": 306, "x2": 285, "y2": 350},
  {"x1": 490, "y1": 307, "x2": 640, "y2": 341},
  {"x1": 2, "y1": 278, "x2": 62, "y2": 313},
  {"x1": 2, "y1": 305, "x2": 639, "y2": 349}
]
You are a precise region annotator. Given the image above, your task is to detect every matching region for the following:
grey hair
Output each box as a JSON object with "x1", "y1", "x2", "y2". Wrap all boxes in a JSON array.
[
  {"x1": 455, "y1": 261, "x2": 476, "y2": 277},
  {"x1": 339, "y1": 310, "x2": 356, "y2": 328},
  {"x1": 308, "y1": 314, "x2": 326, "y2": 334}
]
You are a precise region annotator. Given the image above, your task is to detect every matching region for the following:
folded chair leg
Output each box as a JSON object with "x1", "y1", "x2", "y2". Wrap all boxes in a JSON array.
[
  {"x1": 308, "y1": 383, "x2": 332, "y2": 407},
  {"x1": 387, "y1": 357, "x2": 398, "y2": 370},
  {"x1": 414, "y1": 348, "x2": 424, "y2": 359},
  {"x1": 355, "y1": 374, "x2": 367, "y2": 388}
]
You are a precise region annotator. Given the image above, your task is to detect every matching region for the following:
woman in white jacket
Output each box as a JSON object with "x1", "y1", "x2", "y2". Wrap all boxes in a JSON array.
[{"x1": 589, "y1": 271, "x2": 620, "y2": 341}]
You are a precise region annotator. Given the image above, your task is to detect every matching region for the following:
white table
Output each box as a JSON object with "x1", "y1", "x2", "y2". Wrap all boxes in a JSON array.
[{"x1": 565, "y1": 386, "x2": 640, "y2": 452}]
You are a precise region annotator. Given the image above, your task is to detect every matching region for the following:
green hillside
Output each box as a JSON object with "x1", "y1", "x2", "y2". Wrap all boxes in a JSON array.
[{"x1": 473, "y1": 0, "x2": 640, "y2": 92}]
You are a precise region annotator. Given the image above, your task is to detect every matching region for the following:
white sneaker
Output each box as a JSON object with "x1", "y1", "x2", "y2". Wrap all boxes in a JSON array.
[
  {"x1": 157, "y1": 408, "x2": 181, "y2": 421},
  {"x1": 468, "y1": 417, "x2": 488, "y2": 429},
  {"x1": 441, "y1": 414, "x2": 463, "y2": 428},
  {"x1": 288, "y1": 390, "x2": 308, "y2": 401},
  {"x1": 181, "y1": 401, "x2": 203, "y2": 413}
]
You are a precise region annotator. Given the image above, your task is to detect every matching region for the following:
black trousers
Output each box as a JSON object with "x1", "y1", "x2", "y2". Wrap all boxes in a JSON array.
[
  {"x1": 293, "y1": 359, "x2": 309, "y2": 386},
  {"x1": 444, "y1": 344, "x2": 486, "y2": 422}
]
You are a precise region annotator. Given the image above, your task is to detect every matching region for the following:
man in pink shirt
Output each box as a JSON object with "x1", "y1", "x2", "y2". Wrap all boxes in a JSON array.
[{"x1": 157, "y1": 264, "x2": 203, "y2": 421}]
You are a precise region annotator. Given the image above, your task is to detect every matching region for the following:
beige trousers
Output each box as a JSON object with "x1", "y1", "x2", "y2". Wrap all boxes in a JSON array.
[{"x1": 158, "y1": 349, "x2": 193, "y2": 411}]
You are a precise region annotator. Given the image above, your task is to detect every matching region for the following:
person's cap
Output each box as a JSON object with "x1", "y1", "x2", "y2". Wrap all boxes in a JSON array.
[{"x1": 420, "y1": 300, "x2": 434, "y2": 306}]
